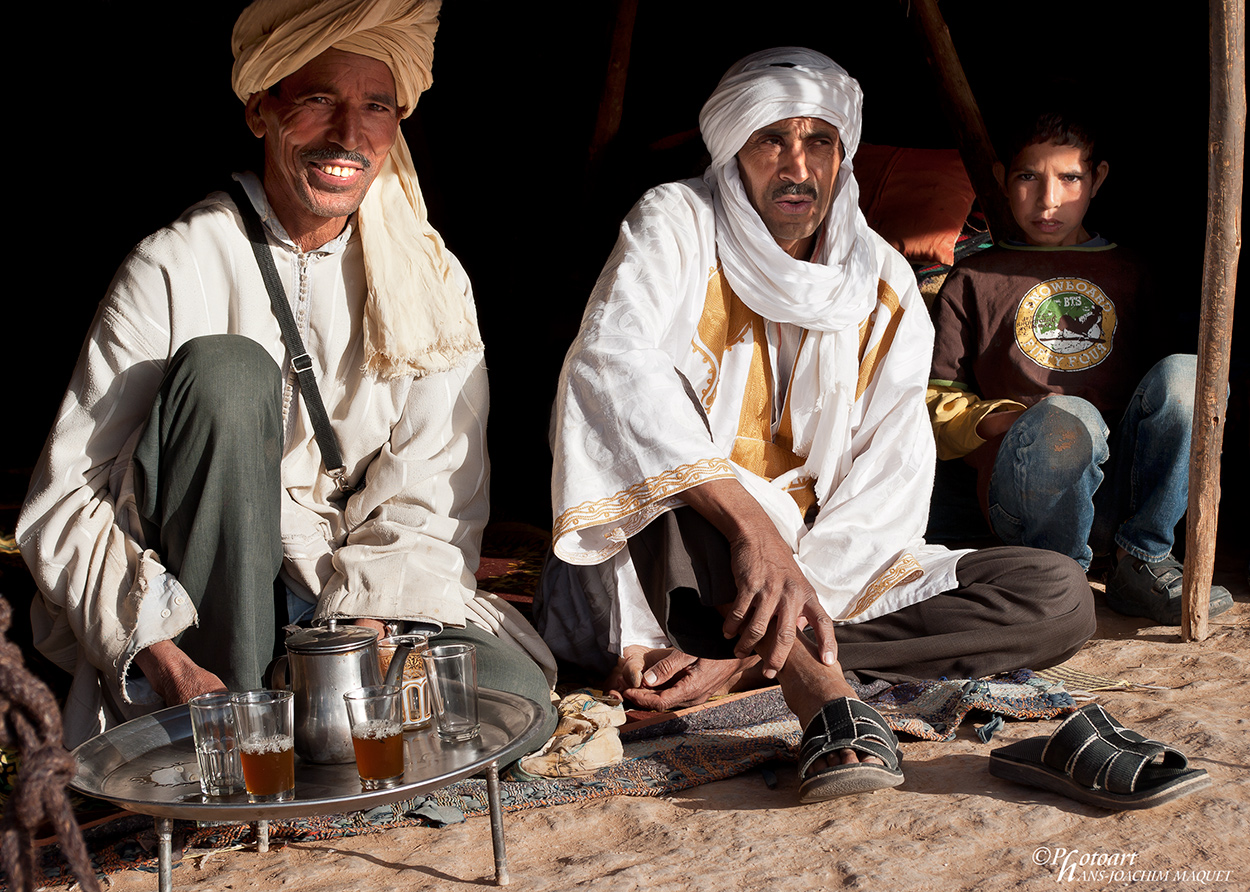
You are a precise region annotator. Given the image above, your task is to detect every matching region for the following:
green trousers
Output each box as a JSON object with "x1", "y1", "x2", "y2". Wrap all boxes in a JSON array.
[
  {"x1": 131, "y1": 335, "x2": 556, "y2": 751},
  {"x1": 132, "y1": 335, "x2": 285, "y2": 694}
]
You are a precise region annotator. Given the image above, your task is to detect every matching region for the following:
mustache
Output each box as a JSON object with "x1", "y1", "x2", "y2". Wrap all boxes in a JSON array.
[
  {"x1": 770, "y1": 183, "x2": 818, "y2": 200},
  {"x1": 302, "y1": 148, "x2": 372, "y2": 168}
]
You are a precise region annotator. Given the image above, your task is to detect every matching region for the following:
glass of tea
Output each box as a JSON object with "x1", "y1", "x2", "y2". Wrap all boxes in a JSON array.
[
  {"x1": 230, "y1": 690, "x2": 296, "y2": 802},
  {"x1": 343, "y1": 685, "x2": 405, "y2": 789}
]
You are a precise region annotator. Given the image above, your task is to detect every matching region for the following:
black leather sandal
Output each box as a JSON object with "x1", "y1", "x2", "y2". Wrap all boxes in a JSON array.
[
  {"x1": 989, "y1": 703, "x2": 1210, "y2": 809},
  {"x1": 797, "y1": 697, "x2": 904, "y2": 804}
]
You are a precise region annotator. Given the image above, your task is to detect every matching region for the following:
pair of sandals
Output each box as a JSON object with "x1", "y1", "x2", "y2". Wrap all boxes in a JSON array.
[{"x1": 798, "y1": 699, "x2": 1210, "y2": 809}]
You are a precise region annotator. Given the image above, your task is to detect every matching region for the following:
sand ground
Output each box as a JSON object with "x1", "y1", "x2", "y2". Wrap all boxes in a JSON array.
[{"x1": 48, "y1": 562, "x2": 1250, "y2": 892}]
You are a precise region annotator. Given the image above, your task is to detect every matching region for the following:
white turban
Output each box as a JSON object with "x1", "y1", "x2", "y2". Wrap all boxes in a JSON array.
[
  {"x1": 232, "y1": 0, "x2": 482, "y2": 378},
  {"x1": 698, "y1": 47, "x2": 877, "y2": 332}
]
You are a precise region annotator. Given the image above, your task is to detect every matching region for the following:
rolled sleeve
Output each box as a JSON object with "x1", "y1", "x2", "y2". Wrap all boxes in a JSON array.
[{"x1": 314, "y1": 358, "x2": 490, "y2": 628}]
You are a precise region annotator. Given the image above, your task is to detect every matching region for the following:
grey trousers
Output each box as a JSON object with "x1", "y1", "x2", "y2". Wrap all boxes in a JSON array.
[
  {"x1": 131, "y1": 335, "x2": 557, "y2": 748},
  {"x1": 538, "y1": 507, "x2": 1096, "y2": 682}
]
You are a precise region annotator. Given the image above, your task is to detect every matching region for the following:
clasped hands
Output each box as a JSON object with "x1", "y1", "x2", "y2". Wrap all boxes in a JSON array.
[
  {"x1": 605, "y1": 645, "x2": 759, "y2": 710},
  {"x1": 605, "y1": 479, "x2": 841, "y2": 711}
]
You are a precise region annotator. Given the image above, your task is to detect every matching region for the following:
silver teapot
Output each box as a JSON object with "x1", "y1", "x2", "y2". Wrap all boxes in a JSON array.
[{"x1": 269, "y1": 621, "x2": 382, "y2": 764}]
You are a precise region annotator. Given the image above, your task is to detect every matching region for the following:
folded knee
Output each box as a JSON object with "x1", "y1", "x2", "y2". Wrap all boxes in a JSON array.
[
  {"x1": 171, "y1": 335, "x2": 279, "y2": 383},
  {"x1": 1010, "y1": 397, "x2": 1108, "y2": 470},
  {"x1": 1146, "y1": 353, "x2": 1197, "y2": 389},
  {"x1": 168, "y1": 335, "x2": 280, "y2": 397},
  {"x1": 163, "y1": 336, "x2": 282, "y2": 425},
  {"x1": 1140, "y1": 353, "x2": 1197, "y2": 418}
]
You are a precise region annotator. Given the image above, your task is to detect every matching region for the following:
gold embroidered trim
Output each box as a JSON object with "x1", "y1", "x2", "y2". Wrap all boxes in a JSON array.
[
  {"x1": 565, "y1": 499, "x2": 675, "y2": 564},
  {"x1": 840, "y1": 552, "x2": 924, "y2": 620},
  {"x1": 553, "y1": 457, "x2": 735, "y2": 543},
  {"x1": 692, "y1": 266, "x2": 755, "y2": 411},
  {"x1": 856, "y1": 281, "x2": 905, "y2": 400}
]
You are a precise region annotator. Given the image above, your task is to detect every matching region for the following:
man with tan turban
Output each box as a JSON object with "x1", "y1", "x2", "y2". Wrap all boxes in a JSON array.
[
  {"x1": 538, "y1": 48, "x2": 1095, "y2": 802},
  {"x1": 19, "y1": 0, "x2": 557, "y2": 751}
]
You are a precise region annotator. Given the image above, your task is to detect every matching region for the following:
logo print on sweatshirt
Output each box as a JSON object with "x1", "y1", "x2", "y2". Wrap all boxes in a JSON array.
[{"x1": 1014, "y1": 277, "x2": 1116, "y2": 372}]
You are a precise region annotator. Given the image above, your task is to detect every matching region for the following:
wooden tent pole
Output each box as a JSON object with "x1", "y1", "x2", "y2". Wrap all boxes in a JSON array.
[
  {"x1": 1183, "y1": 0, "x2": 1245, "y2": 641},
  {"x1": 586, "y1": 0, "x2": 639, "y2": 172},
  {"x1": 906, "y1": 0, "x2": 1013, "y2": 240}
]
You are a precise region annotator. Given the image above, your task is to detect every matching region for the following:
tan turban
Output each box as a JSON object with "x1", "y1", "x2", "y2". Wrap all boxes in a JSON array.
[{"x1": 232, "y1": 0, "x2": 483, "y2": 378}]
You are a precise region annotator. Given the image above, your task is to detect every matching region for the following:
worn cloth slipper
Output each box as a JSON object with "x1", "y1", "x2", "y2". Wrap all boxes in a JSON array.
[
  {"x1": 797, "y1": 697, "x2": 904, "y2": 803},
  {"x1": 989, "y1": 703, "x2": 1210, "y2": 809}
]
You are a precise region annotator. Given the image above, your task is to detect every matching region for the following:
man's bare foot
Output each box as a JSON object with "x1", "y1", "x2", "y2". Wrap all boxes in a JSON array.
[
  {"x1": 807, "y1": 749, "x2": 881, "y2": 772},
  {"x1": 795, "y1": 695, "x2": 905, "y2": 803},
  {"x1": 774, "y1": 639, "x2": 885, "y2": 771}
]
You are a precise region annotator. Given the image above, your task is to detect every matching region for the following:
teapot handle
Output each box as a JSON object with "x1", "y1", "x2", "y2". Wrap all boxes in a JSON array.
[{"x1": 268, "y1": 655, "x2": 290, "y2": 690}]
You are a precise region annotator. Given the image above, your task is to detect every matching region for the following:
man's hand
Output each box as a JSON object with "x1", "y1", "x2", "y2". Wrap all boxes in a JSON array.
[
  {"x1": 134, "y1": 639, "x2": 226, "y2": 706},
  {"x1": 682, "y1": 478, "x2": 839, "y2": 678},
  {"x1": 721, "y1": 524, "x2": 838, "y2": 677},
  {"x1": 605, "y1": 645, "x2": 757, "y2": 711}
]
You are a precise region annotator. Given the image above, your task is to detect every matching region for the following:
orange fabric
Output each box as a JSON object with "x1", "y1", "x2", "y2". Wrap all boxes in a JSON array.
[{"x1": 856, "y1": 145, "x2": 976, "y2": 267}]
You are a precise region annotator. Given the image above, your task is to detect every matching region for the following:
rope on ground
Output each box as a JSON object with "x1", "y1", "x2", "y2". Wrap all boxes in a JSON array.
[{"x1": 0, "y1": 594, "x2": 101, "y2": 892}]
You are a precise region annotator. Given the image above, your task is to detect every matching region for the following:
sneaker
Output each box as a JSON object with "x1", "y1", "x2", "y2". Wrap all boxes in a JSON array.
[{"x1": 1105, "y1": 555, "x2": 1235, "y2": 625}]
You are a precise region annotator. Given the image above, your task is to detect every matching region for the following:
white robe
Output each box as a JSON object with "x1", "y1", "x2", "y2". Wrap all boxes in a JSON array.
[
  {"x1": 550, "y1": 178, "x2": 966, "y2": 655},
  {"x1": 18, "y1": 175, "x2": 553, "y2": 745}
]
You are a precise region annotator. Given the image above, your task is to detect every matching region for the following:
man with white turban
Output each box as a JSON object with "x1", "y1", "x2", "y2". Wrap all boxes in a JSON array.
[
  {"x1": 19, "y1": 0, "x2": 557, "y2": 752},
  {"x1": 538, "y1": 48, "x2": 1094, "y2": 802}
]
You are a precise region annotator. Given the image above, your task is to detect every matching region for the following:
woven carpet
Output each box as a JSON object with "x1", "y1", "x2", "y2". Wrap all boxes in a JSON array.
[
  {"x1": 1035, "y1": 664, "x2": 1168, "y2": 694},
  {"x1": 25, "y1": 668, "x2": 1074, "y2": 887}
]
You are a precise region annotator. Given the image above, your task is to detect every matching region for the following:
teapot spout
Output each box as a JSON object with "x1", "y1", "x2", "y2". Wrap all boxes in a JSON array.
[{"x1": 382, "y1": 635, "x2": 424, "y2": 688}]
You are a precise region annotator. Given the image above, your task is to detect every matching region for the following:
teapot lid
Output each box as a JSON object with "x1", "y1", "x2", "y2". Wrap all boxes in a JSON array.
[{"x1": 285, "y1": 622, "x2": 378, "y2": 655}]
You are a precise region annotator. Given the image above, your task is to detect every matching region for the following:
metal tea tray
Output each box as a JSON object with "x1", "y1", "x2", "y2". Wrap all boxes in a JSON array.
[{"x1": 71, "y1": 688, "x2": 544, "y2": 887}]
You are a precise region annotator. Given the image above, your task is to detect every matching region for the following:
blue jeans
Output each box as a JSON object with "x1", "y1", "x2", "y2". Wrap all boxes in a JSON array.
[{"x1": 987, "y1": 354, "x2": 1197, "y2": 569}]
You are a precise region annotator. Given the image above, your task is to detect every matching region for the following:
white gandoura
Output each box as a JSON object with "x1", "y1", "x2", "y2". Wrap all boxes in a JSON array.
[{"x1": 549, "y1": 48, "x2": 968, "y2": 655}]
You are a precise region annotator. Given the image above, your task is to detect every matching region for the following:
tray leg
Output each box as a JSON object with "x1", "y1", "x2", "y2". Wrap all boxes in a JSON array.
[
  {"x1": 256, "y1": 819, "x2": 270, "y2": 853},
  {"x1": 486, "y1": 761, "x2": 509, "y2": 886},
  {"x1": 156, "y1": 816, "x2": 174, "y2": 892}
]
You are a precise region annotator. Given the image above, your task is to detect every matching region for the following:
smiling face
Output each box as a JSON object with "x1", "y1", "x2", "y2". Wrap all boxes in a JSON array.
[
  {"x1": 999, "y1": 140, "x2": 1109, "y2": 247},
  {"x1": 735, "y1": 116, "x2": 842, "y2": 259},
  {"x1": 245, "y1": 48, "x2": 402, "y2": 251}
]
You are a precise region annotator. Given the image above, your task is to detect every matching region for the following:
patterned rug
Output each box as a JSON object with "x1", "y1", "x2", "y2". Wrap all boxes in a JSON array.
[{"x1": 25, "y1": 669, "x2": 1074, "y2": 887}]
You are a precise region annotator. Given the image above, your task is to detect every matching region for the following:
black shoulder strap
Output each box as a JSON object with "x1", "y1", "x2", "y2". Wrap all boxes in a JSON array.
[{"x1": 227, "y1": 181, "x2": 355, "y2": 494}]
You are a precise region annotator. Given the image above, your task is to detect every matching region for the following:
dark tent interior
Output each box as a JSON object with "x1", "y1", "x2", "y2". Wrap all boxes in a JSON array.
[{"x1": 7, "y1": 1, "x2": 1245, "y2": 602}]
